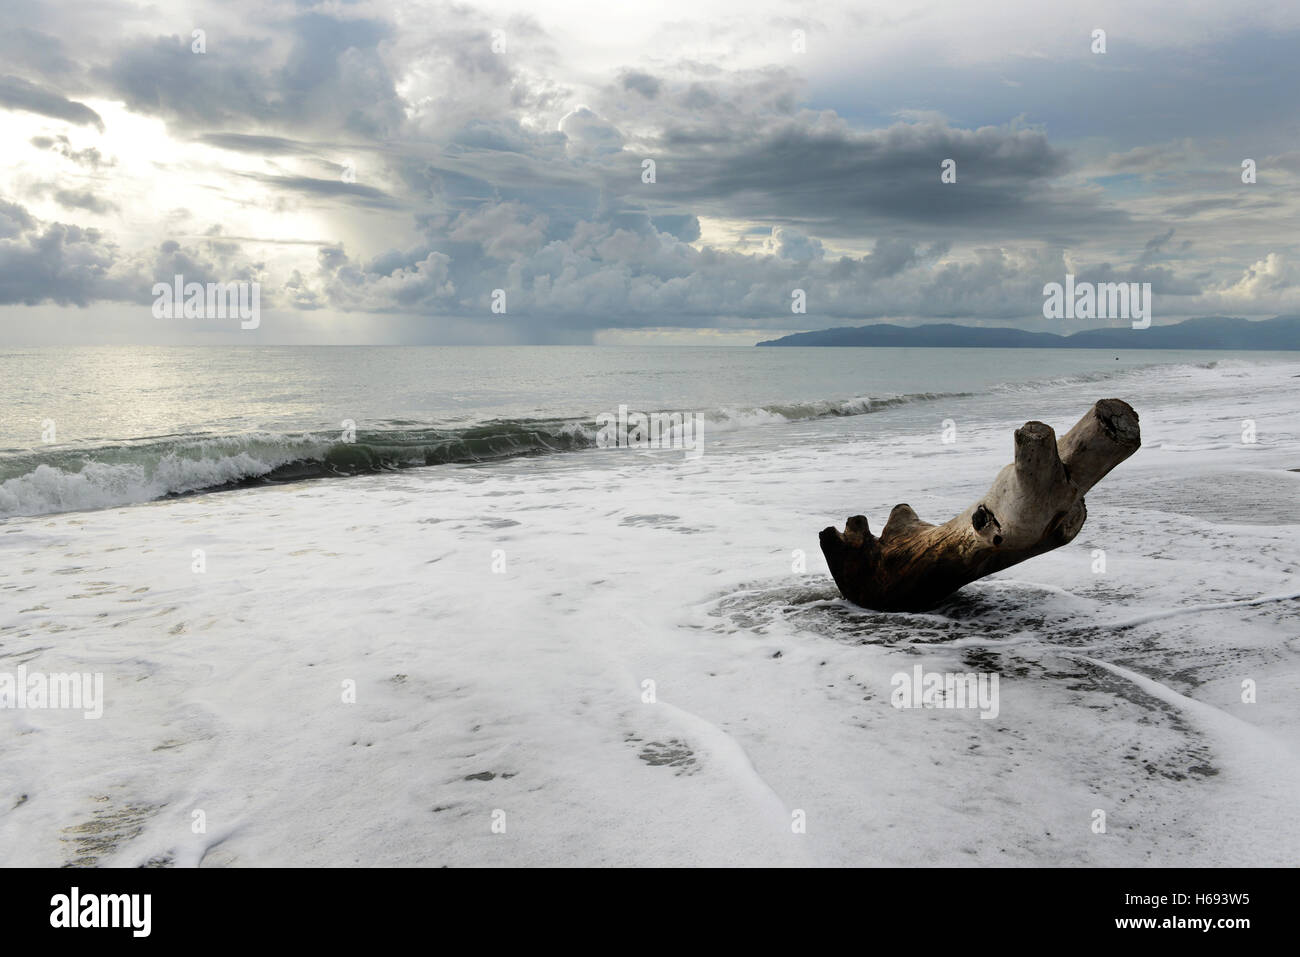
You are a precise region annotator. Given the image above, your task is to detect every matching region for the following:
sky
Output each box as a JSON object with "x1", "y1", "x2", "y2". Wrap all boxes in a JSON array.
[{"x1": 1, "y1": 0, "x2": 1299, "y2": 344}]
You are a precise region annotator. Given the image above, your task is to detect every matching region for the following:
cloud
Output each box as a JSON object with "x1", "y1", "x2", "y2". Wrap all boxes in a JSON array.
[
  {"x1": 1102, "y1": 142, "x2": 1192, "y2": 173},
  {"x1": 234, "y1": 172, "x2": 403, "y2": 210},
  {"x1": 1221, "y1": 253, "x2": 1300, "y2": 297},
  {"x1": 651, "y1": 214, "x2": 701, "y2": 242},
  {"x1": 764, "y1": 226, "x2": 823, "y2": 261},
  {"x1": 647, "y1": 113, "x2": 1077, "y2": 238},
  {"x1": 30, "y1": 135, "x2": 113, "y2": 168},
  {"x1": 2, "y1": 0, "x2": 1298, "y2": 339},
  {"x1": 0, "y1": 199, "x2": 265, "y2": 308},
  {"x1": 559, "y1": 106, "x2": 625, "y2": 157},
  {"x1": 281, "y1": 202, "x2": 1069, "y2": 334},
  {"x1": 0, "y1": 74, "x2": 104, "y2": 130},
  {"x1": 0, "y1": 28, "x2": 81, "y2": 83},
  {"x1": 196, "y1": 133, "x2": 318, "y2": 156},
  {"x1": 0, "y1": 200, "x2": 37, "y2": 239},
  {"x1": 51, "y1": 189, "x2": 119, "y2": 215},
  {"x1": 0, "y1": 207, "x2": 126, "y2": 306},
  {"x1": 307, "y1": 244, "x2": 455, "y2": 312},
  {"x1": 1164, "y1": 196, "x2": 1248, "y2": 218},
  {"x1": 446, "y1": 202, "x2": 549, "y2": 259},
  {"x1": 620, "y1": 71, "x2": 661, "y2": 98},
  {"x1": 99, "y1": 14, "x2": 404, "y2": 137}
]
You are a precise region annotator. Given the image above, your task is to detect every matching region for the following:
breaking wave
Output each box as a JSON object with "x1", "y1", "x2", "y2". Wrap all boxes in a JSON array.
[{"x1": 0, "y1": 391, "x2": 969, "y2": 517}]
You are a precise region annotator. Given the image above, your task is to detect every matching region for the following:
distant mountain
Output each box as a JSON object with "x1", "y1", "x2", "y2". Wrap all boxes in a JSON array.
[{"x1": 755, "y1": 315, "x2": 1300, "y2": 349}]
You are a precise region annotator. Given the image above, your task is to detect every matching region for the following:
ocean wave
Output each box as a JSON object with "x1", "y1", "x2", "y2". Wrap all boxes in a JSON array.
[
  {"x1": 702, "y1": 391, "x2": 967, "y2": 432},
  {"x1": 0, "y1": 391, "x2": 963, "y2": 518},
  {"x1": 985, "y1": 358, "x2": 1253, "y2": 394}
]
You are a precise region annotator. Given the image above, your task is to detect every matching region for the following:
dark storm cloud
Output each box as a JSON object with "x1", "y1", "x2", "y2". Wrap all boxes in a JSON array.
[
  {"x1": 98, "y1": 14, "x2": 404, "y2": 136},
  {"x1": 647, "y1": 114, "x2": 1081, "y2": 238},
  {"x1": 582, "y1": 65, "x2": 1136, "y2": 246}
]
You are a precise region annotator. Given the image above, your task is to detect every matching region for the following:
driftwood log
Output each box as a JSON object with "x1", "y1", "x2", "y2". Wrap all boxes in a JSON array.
[{"x1": 819, "y1": 399, "x2": 1140, "y2": 611}]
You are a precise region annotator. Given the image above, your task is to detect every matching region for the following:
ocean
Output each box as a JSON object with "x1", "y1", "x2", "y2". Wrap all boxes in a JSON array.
[
  {"x1": 1, "y1": 345, "x2": 1292, "y2": 518},
  {"x1": 1, "y1": 346, "x2": 1298, "y2": 865}
]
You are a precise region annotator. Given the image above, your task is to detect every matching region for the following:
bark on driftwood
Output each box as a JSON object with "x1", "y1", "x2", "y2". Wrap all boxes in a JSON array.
[{"x1": 819, "y1": 399, "x2": 1140, "y2": 611}]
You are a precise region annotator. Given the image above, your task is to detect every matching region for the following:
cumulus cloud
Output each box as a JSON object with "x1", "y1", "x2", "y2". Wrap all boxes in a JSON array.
[
  {"x1": 763, "y1": 227, "x2": 824, "y2": 262},
  {"x1": 0, "y1": 210, "x2": 128, "y2": 306},
  {"x1": 2, "y1": 0, "x2": 1297, "y2": 340},
  {"x1": 0, "y1": 199, "x2": 265, "y2": 309},
  {"x1": 559, "y1": 107, "x2": 625, "y2": 157},
  {"x1": 447, "y1": 202, "x2": 549, "y2": 260},
  {"x1": 305, "y1": 244, "x2": 455, "y2": 312},
  {"x1": 1220, "y1": 253, "x2": 1300, "y2": 298}
]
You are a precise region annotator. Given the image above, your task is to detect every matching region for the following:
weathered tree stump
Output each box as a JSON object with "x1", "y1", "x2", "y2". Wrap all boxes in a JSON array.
[{"x1": 819, "y1": 399, "x2": 1140, "y2": 611}]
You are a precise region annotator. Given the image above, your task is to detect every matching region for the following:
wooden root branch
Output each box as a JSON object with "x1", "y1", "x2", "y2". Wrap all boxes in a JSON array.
[{"x1": 819, "y1": 399, "x2": 1141, "y2": 611}]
